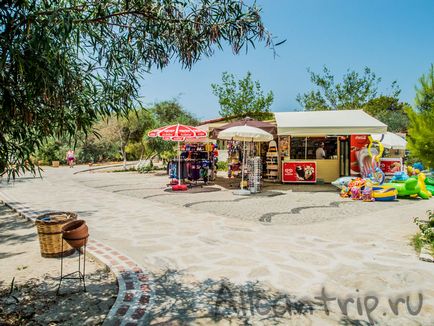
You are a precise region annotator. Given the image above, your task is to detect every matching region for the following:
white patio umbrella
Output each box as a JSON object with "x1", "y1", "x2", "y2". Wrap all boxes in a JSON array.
[
  {"x1": 218, "y1": 125, "x2": 273, "y2": 195},
  {"x1": 371, "y1": 132, "x2": 407, "y2": 150}
]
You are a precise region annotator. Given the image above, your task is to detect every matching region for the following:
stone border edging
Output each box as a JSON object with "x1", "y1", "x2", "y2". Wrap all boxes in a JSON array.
[
  {"x1": 73, "y1": 161, "x2": 139, "y2": 175},
  {"x1": 0, "y1": 192, "x2": 154, "y2": 326}
]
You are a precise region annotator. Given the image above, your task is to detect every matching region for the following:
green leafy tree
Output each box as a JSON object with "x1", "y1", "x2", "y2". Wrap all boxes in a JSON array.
[
  {"x1": 152, "y1": 100, "x2": 199, "y2": 125},
  {"x1": 1, "y1": 0, "x2": 274, "y2": 178},
  {"x1": 86, "y1": 109, "x2": 154, "y2": 168},
  {"x1": 34, "y1": 138, "x2": 70, "y2": 165},
  {"x1": 362, "y1": 96, "x2": 410, "y2": 132},
  {"x1": 297, "y1": 66, "x2": 400, "y2": 111},
  {"x1": 211, "y1": 71, "x2": 274, "y2": 119},
  {"x1": 406, "y1": 65, "x2": 434, "y2": 167},
  {"x1": 115, "y1": 109, "x2": 154, "y2": 168}
]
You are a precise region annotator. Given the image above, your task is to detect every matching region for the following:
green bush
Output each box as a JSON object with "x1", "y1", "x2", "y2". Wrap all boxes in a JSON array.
[
  {"x1": 413, "y1": 210, "x2": 434, "y2": 254},
  {"x1": 78, "y1": 139, "x2": 120, "y2": 163},
  {"x1": 217, "y1": 161, "x2": 228, "y2": 171},
  {"x1": 137, "y1": 161, "x2": 155, "y2": 173},
  {"x1": 34, "y1": 139, "x2": 69, "y2": 164}
]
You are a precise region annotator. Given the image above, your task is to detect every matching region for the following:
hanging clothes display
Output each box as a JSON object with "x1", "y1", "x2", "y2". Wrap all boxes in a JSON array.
[{"x1": 166, "y1": 142, "x2": 217, "y2": 186}]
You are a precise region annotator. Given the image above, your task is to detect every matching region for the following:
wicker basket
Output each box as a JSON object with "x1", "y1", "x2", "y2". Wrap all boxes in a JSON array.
[{"x1": 35, "y1": 212, "x2": 78, "y2": 258}]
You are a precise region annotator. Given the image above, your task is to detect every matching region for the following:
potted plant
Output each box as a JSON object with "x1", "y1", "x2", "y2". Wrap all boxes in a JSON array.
[{"x1": 62, "y1": 220, "x2": 89, "y2": 248}]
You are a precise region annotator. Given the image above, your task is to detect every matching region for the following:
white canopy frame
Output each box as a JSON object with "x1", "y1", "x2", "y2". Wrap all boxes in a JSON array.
[{"x1": 275, "y1": 110, "x2": 387, "y2": 136}]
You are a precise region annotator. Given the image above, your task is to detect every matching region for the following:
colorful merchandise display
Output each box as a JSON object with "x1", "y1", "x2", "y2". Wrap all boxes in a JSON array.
[
  {"x1": 340, "y1": 177, "x2": 398, "y2": 202},
  {"x1": 167, "y1": 142, "x2": 217, "y2": 187},
  {"x1": 227, "y1": 141, "x2": 242, "y2": 178},
  {"x1": 372, "y1": 187, "x2": 398, "y2": 201},
  {"x1": 358, "y1": 136, "x2": 385, "y2": 184},
  {"x1": 266, "y1": 141, "x2": 279, "y2": 181},
  {"x1": 247, "y1": 157, "x2": 262, "y2": 193},
  {"x1": 331, "y1": 176, "x2": 356, "y2": 189},
  {"x1": 382, "y1": 178, "x2": 428, "y2": 199},
  {"x1": 383, "y1": 169, "x2": 433, "y2": 199}
]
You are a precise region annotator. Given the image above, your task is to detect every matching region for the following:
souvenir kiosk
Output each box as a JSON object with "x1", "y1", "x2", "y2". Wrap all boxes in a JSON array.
[
  {"x1": 274, "y1": 110, "x2": 388, "y2": 183},
  {"x1": 211, "y1": 118, "x2": 277, "y2": 191}
]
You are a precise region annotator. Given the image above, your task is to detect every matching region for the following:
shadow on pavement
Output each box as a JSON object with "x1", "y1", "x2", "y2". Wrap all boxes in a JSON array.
[{"x1": 142, "y1": 269, "x2": 365, "y2": 325}]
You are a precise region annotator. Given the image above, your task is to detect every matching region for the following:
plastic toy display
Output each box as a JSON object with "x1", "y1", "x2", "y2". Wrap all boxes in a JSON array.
[
  {"x1": 331, "y1": 176, "x2": 356, "y2": 189},
  {"x1": 337, "y1": 157, "x2": 432, "y2": 202},
  {"x1": 372, "y1": 187, "x2": 398, "y2": 201},
  {"x1": 382, "y1": 177, "x2": 430, "y2": 199},
  {"x1": 357, "y1": 136, "x2": 385, "y2": 184}
]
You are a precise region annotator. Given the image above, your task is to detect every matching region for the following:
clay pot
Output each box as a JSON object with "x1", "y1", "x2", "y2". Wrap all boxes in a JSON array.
[{"x1": 62, "y1": 220, "x2": 89, "y2": 248}]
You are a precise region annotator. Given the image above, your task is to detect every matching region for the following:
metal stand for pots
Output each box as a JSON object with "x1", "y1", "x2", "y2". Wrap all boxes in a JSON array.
[{"x1": 56, "y1": 236, "x2": 88, "y2": 295}]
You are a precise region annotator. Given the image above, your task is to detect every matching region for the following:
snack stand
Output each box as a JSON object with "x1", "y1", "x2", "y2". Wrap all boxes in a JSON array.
[{"x1": 274, "y1": 110, "x2": 388, "y2": 183}]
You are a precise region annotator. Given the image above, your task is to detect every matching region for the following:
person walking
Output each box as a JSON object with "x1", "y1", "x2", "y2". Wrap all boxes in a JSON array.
[{"x1": 66, "y1": 149, "x2": 75, "y2": 168}]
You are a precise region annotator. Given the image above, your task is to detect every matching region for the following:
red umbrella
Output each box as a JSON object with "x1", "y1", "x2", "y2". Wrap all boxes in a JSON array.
[
  {"x1": 148, "y1": 124, "x2": 207, "y2": 190},
  {"x1": 148, "y1": 124, "x2": 206, "y2": 138}
]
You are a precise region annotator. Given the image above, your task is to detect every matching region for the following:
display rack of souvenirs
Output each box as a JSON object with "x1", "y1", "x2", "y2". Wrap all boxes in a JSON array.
[
  {"x1": 227, "y1": 141, "x2": 242, "y2": 178},
  {"x1": 266, "y1": 140, "x2": 279, "y2": 181},
  {"x1": 247, "y1": 157, "x2": 262, "y2": 193},
  {"x1": 167, "y1": 142, "x2": 217, "y2": 187}
]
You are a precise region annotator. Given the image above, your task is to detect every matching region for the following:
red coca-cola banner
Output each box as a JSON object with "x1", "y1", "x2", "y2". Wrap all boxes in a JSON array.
[
  {"x1": 350, "y1": 135, "x2": 370, "y2": 176},
  {"x1": 282, "y1": 162, "x2": 317, "y2": 183},
  {"x1": 380, "y1": 158, "x2": 403, "y2": 175}
]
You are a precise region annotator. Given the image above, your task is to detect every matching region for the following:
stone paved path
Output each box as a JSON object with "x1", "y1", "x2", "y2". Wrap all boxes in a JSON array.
[{"x1": 1, "y1": 166, "x2": 434, "y2": 325}]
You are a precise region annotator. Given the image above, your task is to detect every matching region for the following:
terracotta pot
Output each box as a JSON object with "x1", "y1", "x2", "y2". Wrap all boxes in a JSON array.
[{"x1": 62, "y1": 220, "x2": 89, "y2": 248}]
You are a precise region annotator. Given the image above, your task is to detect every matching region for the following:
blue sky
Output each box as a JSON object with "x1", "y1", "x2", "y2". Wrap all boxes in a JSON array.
[{"x1": 139, "y1": 0, "x2": 434, "y2": 121}]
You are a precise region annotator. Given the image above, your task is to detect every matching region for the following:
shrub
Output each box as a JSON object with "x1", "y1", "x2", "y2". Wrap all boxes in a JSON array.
[
  {"x1": 137, "y1": 161, "x2": 155, "y2": 173},
  {"x1": 413, "y1": 210, "x2": 434, "y2": 254},
  {"x1": 217, "y1": 161, "x2": 228, "y2": 171}
]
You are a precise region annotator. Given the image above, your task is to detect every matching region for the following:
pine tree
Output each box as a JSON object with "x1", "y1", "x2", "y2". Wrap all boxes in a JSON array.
[
  {"x1": 406, "y1": 65, "x2": 434, "y2": 167},
  {"x1": 415, "y1": 64, "x2": 434, "y2": 113}
]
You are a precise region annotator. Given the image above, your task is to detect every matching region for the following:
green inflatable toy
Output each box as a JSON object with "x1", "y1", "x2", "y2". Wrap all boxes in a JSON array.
[
  {"x1": 383, "y1": 177, "x2": 430, "y2": 199},
  {"x1": 425, "y1": 176, "x2": 434, "y2": 186},
  {"x1": 409, "y1": 173, "x2": 433, "y2": 199},
  {"x1": 426, "y1": 176, "x2": 434, "y2": 195},
  {"x1": 425, "y1": 177, "x2": 434, "y2": 195}
]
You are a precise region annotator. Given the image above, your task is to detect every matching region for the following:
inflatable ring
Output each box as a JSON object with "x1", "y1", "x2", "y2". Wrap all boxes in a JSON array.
[{"x1": 372, "y1": 186, "x2": 397, "y2": 201}]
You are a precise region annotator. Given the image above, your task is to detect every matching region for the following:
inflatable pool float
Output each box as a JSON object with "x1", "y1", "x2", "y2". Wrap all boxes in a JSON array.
[
  {"x1": 425, "y1": 176, "x2": 434, "y2": 195},
  {"x1": 382, "y1": 177, "x2": 429, "y2": 199},
  {"x1": 390, "y1": 171, "x2": 409, "y2": 183},
  {"x1": 414, "y1": 173, "x2": 432, "y2": 198},
  {"x1": 426, "y1": 184, "x2": 434, "y2": 195},
  {"x1": 425, "y1": 176, "x2": 434, "y2": 186},
  {"x1": 372, "y1": 186, "x2": 398, "y2": 201},
  {"x1": 331, "y1": 176, "x2": 355, "y2": 189}
]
